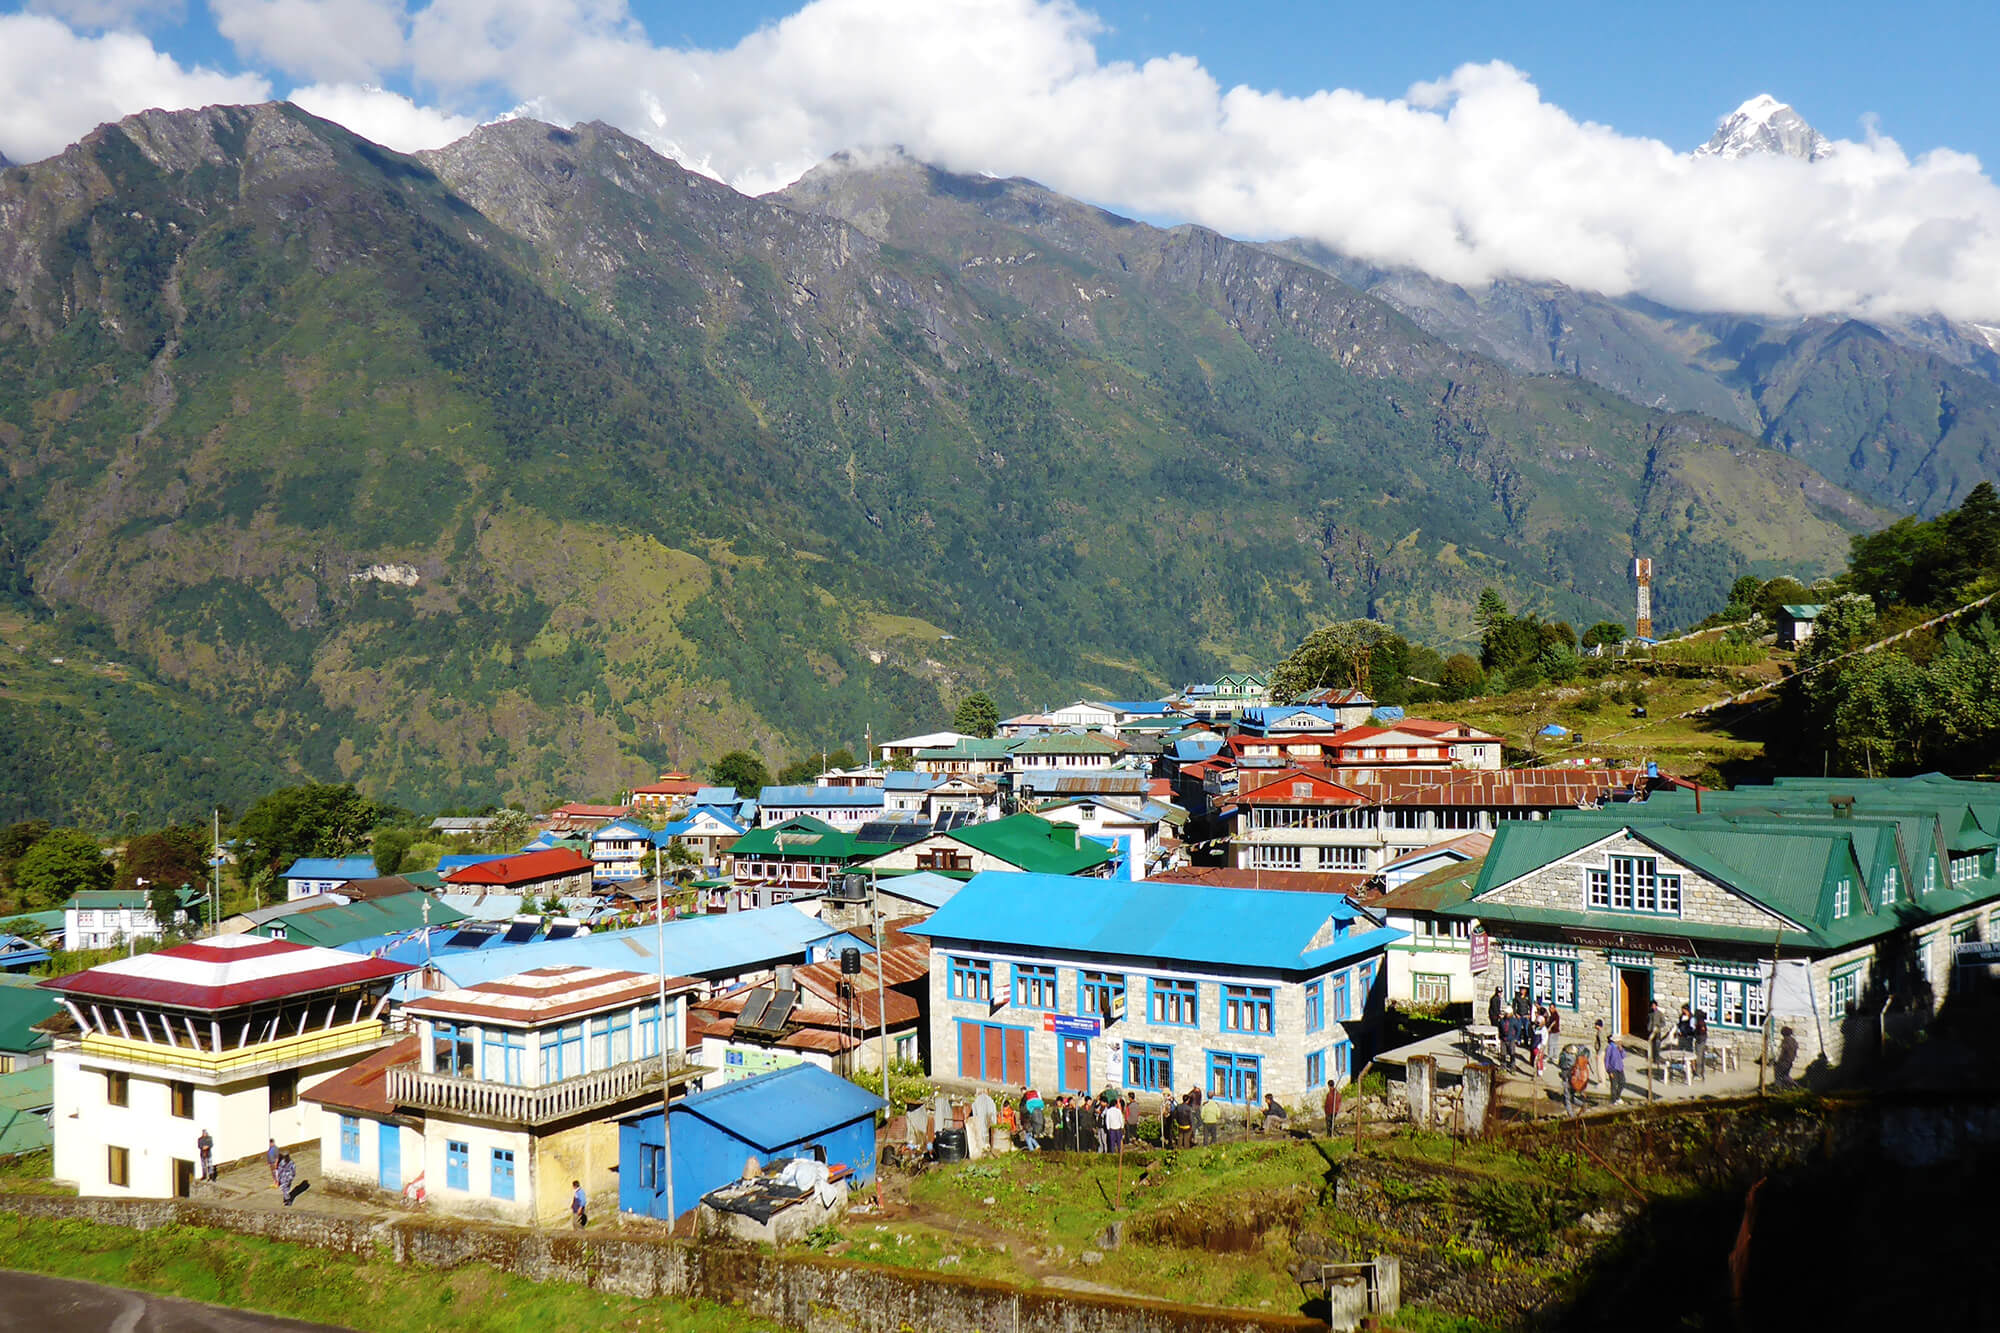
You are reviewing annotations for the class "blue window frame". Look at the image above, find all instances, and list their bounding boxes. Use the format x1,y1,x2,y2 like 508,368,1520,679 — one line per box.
636,1001,663,1058
949,957,993,1002
338,1115,360,1164
491,1148,515,1201
482,1028,525,1085
1332,1040,1352,1083
1079,971,1126,1021
541,1023,585,1083
1304,980,1324,1033
1332,973,1351,1022
1014,963,1058,1010
1305,1050,1325,1088
638,1144,664,1190
1148,977,1199,1027
445,1140,469,1191
591,1009,633,1067
1124,1041,1173,1092
433,1021,472,1076
1359,960,1378,1000
1206,1051,1262,1104
1222,985,1274,1034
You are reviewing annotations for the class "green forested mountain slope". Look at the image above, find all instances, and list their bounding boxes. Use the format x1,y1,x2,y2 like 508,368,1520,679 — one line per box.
0,108,1884,821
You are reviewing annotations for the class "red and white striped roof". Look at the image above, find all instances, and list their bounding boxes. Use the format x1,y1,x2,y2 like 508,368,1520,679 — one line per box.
40,935,413,1012
406,964,699,1026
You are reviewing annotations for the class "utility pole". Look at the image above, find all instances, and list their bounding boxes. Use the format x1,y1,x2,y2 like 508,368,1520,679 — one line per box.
656,857,676,1230
872,866,891,1208
210,808,222,937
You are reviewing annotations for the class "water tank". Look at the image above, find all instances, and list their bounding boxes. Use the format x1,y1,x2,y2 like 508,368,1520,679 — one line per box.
840,947,862,975
933,1127,967,1163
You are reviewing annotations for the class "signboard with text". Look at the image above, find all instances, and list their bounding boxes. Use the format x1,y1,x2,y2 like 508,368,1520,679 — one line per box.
1469,926,1489,974
1043,1014,1103,1038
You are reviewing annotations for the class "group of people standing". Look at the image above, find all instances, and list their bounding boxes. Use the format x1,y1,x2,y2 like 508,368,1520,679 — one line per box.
1487,985,1741,1115
1008,1088,1131,1152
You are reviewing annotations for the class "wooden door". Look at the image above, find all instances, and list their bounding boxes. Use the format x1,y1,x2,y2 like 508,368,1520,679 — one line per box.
173,1158,193,1199
1002,1027,1027,1084
1061,1037,1089,1093
958,1021,980,1079
1620,970,1651,1037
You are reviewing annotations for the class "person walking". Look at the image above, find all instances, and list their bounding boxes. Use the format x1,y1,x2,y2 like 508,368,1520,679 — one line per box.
1648,1001,1669,1067
266,1138,281,1190
1487,987,1504,1029
1693,1008,1710,1081
1676,1004,1695,1052
571,1180,588,1229
1104,1097,1125,1154
1531,1006,1548,1076
1499,1011,1517,1068
1322,1080,1342,1137
276,1153,297,1206
1775,1027,1800,1090
1593,1019,1605,1056
196,1129,214,1184
1091,1097,1108,1153
1564,1047,1592,1118
1605,1037,1627,1104
1200,1094,1222,1145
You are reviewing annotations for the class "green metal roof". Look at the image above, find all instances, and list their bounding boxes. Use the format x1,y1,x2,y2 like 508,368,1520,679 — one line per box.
1780,604,1824,619
0,977,59,1055
253,892,465,949
1008,732,1123,755
914,738,1018,759
725,816,856,862
945,813,1117,875
0,1065,53,1157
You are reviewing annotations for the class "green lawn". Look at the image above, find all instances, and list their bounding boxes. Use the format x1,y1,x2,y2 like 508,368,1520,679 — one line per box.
0,1211,778,1333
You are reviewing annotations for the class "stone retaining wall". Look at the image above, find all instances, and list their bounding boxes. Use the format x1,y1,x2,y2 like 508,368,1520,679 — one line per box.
0,1194,1324,1333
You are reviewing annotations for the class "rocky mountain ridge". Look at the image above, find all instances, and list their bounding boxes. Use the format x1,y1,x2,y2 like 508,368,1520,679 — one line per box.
0,104,1885,821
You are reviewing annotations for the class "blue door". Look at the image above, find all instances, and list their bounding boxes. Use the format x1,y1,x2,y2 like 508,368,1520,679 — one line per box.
378,1122,400,1190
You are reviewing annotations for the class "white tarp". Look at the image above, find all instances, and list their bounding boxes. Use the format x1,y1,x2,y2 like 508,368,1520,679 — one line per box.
1761,959,1814,1014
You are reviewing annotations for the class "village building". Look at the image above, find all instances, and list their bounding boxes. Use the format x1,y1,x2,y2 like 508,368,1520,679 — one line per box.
617,1063,883,1227
883,770,998,820
280,857,379,903
1371,861,1484,1009
1777,604,1823,647
1173,672,1272,722
658,805,746,868
62,889,188,951
690,943,929,1079
252,893,467,951
1438,775,2000,1071
38,936,411,1198
912,737,1018,779
0,975,60,1073
1011,768,1151,807
1007,732,1122,779
629,774,702,814
543,803,634,835
386,965,702,1225
756,785,887,831
588,818,659,886
428,816,498,838
912,871,1402,1106
1227,767,1649,876
855,812,1117,880
875,731,972,763
441,848,596,899
1032,794,1186,880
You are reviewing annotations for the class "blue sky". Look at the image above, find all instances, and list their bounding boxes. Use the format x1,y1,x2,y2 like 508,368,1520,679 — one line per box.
3,0,1997,319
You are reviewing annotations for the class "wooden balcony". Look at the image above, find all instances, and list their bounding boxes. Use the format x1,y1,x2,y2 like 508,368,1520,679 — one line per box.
384,1055,692,1126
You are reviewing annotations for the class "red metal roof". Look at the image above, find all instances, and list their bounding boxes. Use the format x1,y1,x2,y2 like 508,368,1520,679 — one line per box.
551,802,633,818
302,1035,420,1116
1150,866,1375,896
442,847,594,887
40,935,413,1012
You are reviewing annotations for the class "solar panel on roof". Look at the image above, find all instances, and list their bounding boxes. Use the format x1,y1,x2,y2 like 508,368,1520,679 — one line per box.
445,924,501,949
764,987,798,1030
736,988,775,1031
502,918,539,944
544,922,578,941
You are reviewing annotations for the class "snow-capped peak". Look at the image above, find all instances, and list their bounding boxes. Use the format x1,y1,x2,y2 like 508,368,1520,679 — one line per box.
1695,95,1831,162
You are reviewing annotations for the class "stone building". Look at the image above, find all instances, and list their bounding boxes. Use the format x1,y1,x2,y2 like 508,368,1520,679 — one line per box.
1439,776,2000,1072
908,870,1403,1108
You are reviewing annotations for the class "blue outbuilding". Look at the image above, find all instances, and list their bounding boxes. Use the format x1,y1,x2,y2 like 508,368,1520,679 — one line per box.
618,1063,884,1223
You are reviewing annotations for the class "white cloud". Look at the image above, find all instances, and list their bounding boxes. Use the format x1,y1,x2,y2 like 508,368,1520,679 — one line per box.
389,0,2000,321
211,0,408,84
287,81,476,152
7,0,2000,321
0,13,269,163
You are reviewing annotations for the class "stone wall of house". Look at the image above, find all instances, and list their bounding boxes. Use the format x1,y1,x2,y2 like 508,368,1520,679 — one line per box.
0,1193,1324,1333
1483,833,1802,935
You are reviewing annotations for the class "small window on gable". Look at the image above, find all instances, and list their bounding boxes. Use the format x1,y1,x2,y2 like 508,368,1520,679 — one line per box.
1292,782,1313,798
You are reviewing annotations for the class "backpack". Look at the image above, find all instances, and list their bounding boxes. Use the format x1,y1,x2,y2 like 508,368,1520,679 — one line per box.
1569,1055,1590,1092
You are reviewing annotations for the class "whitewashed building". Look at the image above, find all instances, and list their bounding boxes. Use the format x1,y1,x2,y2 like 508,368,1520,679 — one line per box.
386,966,702,1226
39,936,411,1198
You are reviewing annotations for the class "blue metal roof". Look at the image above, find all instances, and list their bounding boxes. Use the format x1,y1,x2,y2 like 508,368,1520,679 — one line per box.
1099,701,1175,714
1170,736,1226,761
758,785,886,808
673,1063,884,1150
400,905,855,996
878,871,962,909
280,857,377,880
693,787,741,806
592,818,656,841
436,853,511,874
908,871,1404,974
883,770,943,792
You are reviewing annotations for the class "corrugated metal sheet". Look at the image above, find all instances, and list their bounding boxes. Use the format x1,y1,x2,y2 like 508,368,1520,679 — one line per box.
674,1063,883,1148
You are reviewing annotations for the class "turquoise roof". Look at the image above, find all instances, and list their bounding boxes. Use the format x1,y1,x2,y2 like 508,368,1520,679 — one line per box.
908,870,1404,975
